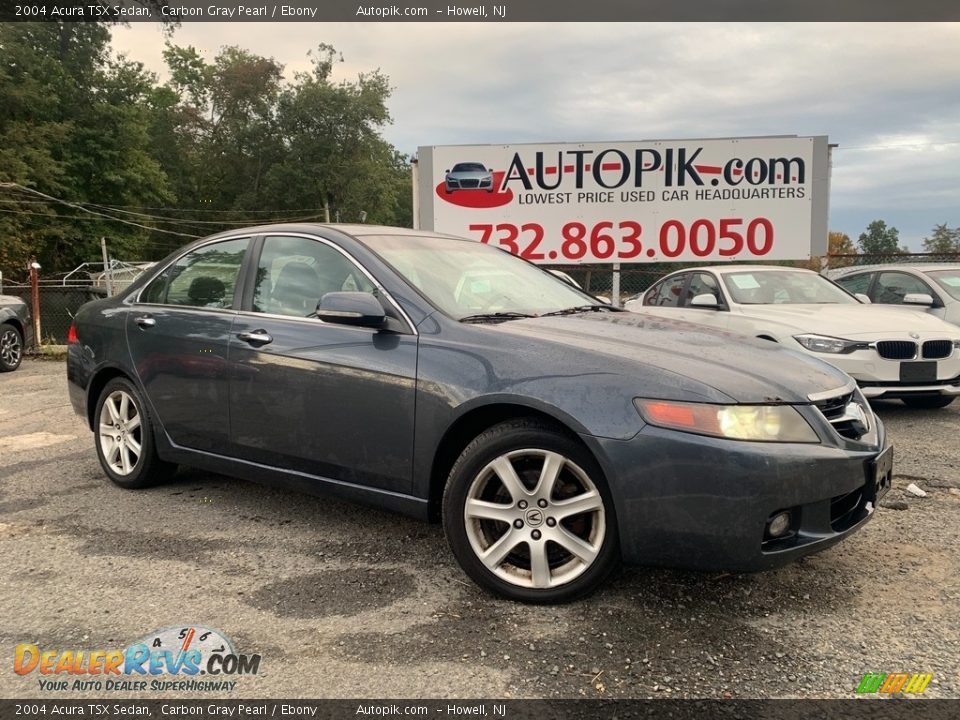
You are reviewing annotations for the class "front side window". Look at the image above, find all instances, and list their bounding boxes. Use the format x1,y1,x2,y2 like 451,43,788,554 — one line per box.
685,273,721,306
141,238,248,309
874,272,932,304
651,275,687,308
252,235,376,317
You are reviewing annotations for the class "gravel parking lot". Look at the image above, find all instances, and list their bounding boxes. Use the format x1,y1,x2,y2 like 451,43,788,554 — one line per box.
2,358,958,699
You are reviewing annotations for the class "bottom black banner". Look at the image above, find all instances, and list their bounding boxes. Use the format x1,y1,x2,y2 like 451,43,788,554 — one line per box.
1,699,958,720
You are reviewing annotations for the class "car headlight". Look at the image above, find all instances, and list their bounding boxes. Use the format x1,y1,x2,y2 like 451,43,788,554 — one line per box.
793,333,867,354
634,399,819,443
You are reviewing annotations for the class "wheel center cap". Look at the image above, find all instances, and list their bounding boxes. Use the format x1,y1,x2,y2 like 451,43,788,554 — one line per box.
524,508,544,527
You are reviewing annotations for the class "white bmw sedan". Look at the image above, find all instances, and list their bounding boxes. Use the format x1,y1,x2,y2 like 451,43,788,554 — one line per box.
625,265,960,409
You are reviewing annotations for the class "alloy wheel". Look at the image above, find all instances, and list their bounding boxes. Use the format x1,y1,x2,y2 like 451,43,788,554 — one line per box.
98,390,143,476
463,449,606,589
0,329,21,366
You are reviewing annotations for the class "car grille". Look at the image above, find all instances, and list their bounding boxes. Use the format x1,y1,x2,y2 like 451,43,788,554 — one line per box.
922,340,953,359
876,341,916,360
460,179,480,188
812,390,869,441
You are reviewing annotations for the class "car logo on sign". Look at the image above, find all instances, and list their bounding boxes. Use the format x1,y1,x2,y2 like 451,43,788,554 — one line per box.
910,332,920,339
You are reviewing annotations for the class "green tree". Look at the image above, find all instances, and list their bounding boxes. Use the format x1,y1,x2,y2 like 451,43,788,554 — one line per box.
921,223,960,253
0,23,173,276
857,220,905,255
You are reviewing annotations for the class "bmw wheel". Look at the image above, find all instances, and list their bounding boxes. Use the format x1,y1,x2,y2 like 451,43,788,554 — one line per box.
443,418,619,603
94,377,175,489
0,322,23,372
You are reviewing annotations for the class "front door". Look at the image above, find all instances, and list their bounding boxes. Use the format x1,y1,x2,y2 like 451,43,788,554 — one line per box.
228,234,418,494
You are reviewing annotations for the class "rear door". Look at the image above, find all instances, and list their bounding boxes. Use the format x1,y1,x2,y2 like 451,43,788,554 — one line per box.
227,233,418,494
127,236,251,453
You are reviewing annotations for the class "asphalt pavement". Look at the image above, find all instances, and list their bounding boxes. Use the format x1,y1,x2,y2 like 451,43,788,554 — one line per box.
1,359,958,699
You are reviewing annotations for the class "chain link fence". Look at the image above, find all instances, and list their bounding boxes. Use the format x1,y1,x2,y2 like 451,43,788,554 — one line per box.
3,284,107,347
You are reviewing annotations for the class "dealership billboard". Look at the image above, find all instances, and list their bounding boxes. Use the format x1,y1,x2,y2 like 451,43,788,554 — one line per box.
414,136,830,264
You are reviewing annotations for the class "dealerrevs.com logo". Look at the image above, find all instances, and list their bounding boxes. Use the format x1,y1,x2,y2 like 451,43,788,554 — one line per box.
855,672,933,695
14,625,261,693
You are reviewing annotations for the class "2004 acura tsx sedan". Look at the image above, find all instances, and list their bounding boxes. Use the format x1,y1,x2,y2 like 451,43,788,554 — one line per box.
67,225,892,603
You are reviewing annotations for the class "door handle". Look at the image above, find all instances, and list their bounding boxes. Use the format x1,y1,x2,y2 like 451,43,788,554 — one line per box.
237,330,273,345
135,316,155,328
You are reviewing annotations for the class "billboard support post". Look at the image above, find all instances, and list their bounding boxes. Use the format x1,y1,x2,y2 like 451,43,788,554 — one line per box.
611,263,621,307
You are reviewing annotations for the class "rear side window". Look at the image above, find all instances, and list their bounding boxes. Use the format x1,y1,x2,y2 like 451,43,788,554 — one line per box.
835,273,873,296
141,238,248,309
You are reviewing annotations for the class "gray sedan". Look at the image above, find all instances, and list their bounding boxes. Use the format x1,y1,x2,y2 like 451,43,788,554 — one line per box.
0,294,31,372
67,225,891,602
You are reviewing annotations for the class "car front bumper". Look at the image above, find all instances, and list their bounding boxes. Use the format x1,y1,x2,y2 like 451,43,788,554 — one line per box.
590,418,888,572
798,348,960,399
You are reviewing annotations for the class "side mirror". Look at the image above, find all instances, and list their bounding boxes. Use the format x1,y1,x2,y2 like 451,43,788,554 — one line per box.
855,293,872,304
689,293,720,308
314,292,386,328
487,168,494,172
903,293,934,306
444,169,450,174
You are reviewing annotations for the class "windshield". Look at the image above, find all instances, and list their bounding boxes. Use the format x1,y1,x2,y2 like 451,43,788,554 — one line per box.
928,270,960,301
451,163,487,172
366,235,598,319
722,270,858,305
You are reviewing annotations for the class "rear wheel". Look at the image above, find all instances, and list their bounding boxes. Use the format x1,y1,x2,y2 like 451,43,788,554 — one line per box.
443,418,619,603
0,322,23,372
901,395,955,409
94,377,175,488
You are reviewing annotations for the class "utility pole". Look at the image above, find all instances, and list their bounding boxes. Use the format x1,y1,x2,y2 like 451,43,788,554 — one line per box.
101,237,113,296
28,258,41,349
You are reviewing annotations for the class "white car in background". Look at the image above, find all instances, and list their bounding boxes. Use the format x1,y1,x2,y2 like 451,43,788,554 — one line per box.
625,265,960,409
827,264,960,327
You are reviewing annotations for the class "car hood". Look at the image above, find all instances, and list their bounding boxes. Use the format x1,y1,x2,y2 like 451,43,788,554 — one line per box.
491,311,851,404
735,304,960,338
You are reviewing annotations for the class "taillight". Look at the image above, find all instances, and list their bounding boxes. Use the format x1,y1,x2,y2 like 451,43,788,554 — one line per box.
67,324,78,344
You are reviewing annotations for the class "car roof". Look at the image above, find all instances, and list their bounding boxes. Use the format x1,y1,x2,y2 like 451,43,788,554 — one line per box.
200,223,470,245
682,265,818,274
830,263,960,276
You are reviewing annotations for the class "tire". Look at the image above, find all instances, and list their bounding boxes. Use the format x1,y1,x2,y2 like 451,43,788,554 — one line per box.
901,395,955,409
0,322,23,372
442,418,619,603
93,377,175,489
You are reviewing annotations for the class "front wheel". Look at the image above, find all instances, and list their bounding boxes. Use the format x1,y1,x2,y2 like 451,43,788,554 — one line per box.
94,377,175,488
901,395,955,409
0,322,23,372
442,418,619,603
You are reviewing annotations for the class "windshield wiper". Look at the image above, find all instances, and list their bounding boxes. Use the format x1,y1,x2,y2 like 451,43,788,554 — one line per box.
540,304,618,317
459,312,537,323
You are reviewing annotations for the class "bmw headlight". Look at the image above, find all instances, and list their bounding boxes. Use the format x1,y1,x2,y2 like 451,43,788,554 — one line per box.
634,399,819,443
793,334,866,354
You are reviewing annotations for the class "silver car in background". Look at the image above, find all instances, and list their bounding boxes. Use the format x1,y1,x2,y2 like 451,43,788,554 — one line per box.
828,264,960,326
444,162,495,193
0,294,31,372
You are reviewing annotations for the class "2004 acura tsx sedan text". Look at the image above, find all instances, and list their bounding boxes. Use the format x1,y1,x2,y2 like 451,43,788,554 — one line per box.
67,225,893,603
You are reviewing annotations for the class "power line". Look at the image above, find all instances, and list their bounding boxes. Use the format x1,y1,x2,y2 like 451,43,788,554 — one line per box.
0,184,202,238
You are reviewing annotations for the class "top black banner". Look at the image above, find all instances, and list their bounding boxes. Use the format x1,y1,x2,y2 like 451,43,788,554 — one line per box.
0,0,958,22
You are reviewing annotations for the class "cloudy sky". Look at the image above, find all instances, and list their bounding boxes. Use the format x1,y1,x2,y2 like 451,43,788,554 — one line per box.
111,22,960,251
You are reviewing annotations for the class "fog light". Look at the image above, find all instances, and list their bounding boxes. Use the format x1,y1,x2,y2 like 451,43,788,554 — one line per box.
767,511,792,538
